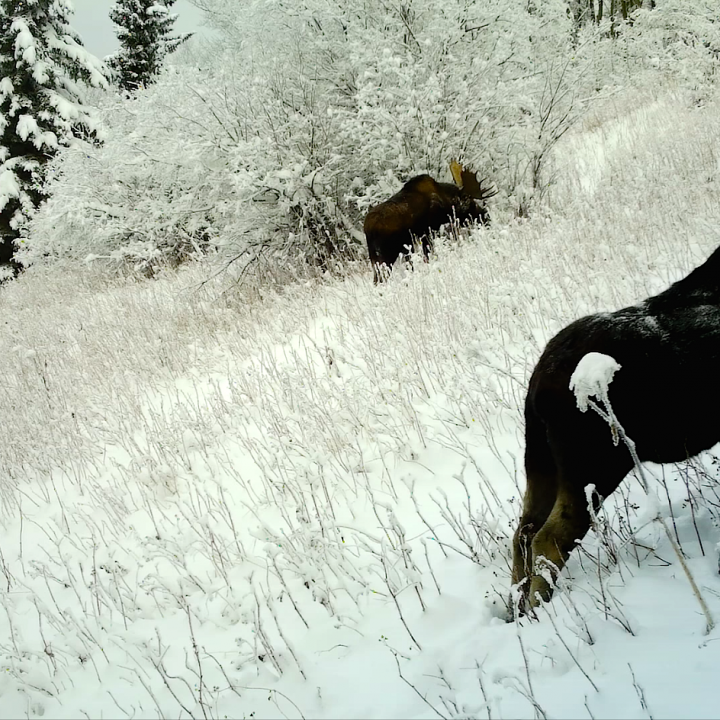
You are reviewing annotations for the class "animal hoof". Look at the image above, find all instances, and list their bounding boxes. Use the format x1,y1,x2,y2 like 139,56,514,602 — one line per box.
527,576,554,608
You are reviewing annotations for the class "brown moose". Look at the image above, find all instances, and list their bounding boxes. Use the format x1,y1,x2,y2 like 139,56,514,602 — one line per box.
363,161,495,283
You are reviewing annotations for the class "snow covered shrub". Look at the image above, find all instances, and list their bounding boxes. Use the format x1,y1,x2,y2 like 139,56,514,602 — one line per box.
23,66,237,272
25,0,718,277
569,0,720,101
624,0,720,92
23,0,588,273
205,0,581,221
24,56,371,275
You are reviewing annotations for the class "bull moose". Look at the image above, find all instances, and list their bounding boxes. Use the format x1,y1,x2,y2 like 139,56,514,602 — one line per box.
512,244,720,613
364,161,495,283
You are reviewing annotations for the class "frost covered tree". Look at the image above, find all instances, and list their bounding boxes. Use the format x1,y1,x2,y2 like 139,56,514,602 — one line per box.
569,0,655,29
24,0,719,279
0,0,108,274
108,0,192,93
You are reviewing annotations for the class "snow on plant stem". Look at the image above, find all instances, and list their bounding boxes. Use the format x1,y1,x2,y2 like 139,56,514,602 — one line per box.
570,351,621,413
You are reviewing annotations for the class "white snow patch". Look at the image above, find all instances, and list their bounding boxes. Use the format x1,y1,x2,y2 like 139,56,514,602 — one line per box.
570,351,622,411
16,114,39,141
0,77,13,96
0,168,21,209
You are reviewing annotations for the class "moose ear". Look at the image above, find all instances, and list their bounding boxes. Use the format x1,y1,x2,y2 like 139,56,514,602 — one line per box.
449,159,464,188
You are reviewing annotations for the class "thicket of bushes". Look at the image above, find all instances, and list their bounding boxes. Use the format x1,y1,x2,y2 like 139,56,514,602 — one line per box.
20,0,720,277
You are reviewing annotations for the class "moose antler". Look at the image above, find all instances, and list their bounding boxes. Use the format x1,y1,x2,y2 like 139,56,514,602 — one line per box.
450,159,464,188
464,171,498,202
450,160,498,201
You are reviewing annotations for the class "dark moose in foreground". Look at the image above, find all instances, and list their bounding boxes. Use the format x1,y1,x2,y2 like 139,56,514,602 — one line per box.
364,160,495,284
513,244,720,612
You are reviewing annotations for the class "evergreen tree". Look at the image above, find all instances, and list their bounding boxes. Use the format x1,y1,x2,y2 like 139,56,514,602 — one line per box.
0,0,108,275
108,0,192,93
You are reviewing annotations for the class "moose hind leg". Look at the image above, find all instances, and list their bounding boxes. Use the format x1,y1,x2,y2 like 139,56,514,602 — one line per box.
526,483,595,607
512,472,557,588
512,409,558,594
421,235,433,262
526,427,634,608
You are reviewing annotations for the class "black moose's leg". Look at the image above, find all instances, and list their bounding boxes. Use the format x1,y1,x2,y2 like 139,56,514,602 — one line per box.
421,235,432,262
367,241,389,284
372,261,384,285
525,430,633,609
512,404,558,608
526,483,593,607
512,475,558,589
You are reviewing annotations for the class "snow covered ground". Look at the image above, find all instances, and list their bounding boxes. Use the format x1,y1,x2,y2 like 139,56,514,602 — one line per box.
1,89,720,719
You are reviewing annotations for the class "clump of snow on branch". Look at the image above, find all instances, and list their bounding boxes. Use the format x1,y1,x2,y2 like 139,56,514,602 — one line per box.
570,352,622,412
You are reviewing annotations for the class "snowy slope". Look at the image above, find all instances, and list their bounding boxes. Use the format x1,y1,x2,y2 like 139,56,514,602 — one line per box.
1,89,720,719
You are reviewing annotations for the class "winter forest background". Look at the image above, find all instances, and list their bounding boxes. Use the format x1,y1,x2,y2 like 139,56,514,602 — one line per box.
1,0,717,279
1,0,720,718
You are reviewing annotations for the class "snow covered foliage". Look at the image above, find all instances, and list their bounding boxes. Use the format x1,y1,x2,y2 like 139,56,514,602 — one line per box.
23,0,583,274
625,0,720,90
568,0,649,29
0,0,108,274
20,0,720,277
108,0,192,93
22,66,235,272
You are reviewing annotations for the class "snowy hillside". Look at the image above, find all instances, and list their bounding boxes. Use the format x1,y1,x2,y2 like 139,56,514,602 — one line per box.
1,89,720,719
